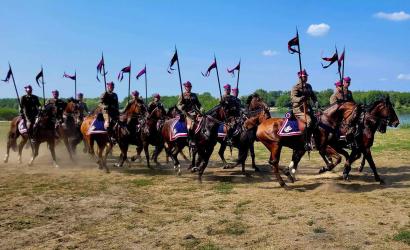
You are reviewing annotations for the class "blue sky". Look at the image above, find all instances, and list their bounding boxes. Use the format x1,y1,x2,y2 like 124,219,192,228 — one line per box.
1,0,409,99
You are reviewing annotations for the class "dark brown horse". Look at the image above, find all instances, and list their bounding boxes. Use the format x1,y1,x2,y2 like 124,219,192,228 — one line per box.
326,97,399,183
256,101,360,188
57,99,81,161
27,104,60,167
80,107,113,172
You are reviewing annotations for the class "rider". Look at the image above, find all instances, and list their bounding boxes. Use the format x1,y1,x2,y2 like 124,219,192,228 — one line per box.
221,84,241,119
329,81,344,105
100,82,119,133
124,90,147,114
177,81,202,147
290,69,318,150
76,92,89,122
232,87,244,113
342,76,354,102
46,90,67,138
20,85,41,134
148,93,166,115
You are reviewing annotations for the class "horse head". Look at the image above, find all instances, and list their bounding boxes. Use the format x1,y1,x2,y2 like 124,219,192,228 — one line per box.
166,105,181,119
369,96,400,132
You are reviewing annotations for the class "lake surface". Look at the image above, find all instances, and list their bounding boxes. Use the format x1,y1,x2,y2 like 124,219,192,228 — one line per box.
270,111,410,126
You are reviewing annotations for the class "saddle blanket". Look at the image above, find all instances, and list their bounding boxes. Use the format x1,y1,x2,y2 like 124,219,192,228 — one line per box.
18,119,27,134
170,118,188,141
218,123,226,138
277,112,302,136
87,119,107,135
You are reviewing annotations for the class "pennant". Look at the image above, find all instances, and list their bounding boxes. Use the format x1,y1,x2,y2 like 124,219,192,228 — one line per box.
167,50,178,74
96,56,105,82
227,61,240,77
2,66,12,82
202,60,217,77
288,33,300,54
338,49,345,69
35,69,43,87
118,65,131,81
63,72,76,80
136,66,146,80
321,51,338,69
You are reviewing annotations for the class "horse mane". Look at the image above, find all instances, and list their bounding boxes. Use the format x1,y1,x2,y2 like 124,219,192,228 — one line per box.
246,93,260,105
366,99,384,112
205,104,222,115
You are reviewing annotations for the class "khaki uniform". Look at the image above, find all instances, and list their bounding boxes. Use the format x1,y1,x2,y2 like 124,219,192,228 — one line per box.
124,97,147,115
77,101,89,121
177,92,201,114
148,100,166,115
330,89,344,105
291,79,317,126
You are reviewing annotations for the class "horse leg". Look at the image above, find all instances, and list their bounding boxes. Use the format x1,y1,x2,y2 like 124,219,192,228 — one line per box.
144,143,151,169
115,143,128,168
4,132,16,163
28,142,39,166
130,146,143,162
218,142,229,168
250,142,258,171
49,140,59,168
17,136,29,164
197,151,211,182
269,144,286,188
103,143,112,173
359,154,366,172
362,149,382,184
180,150,189,161
283,149,305,182
152,144,164,165
63,135,74,162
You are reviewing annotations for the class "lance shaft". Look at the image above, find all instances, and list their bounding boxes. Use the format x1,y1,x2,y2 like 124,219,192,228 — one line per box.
127,61,131,104
214,55,222,100
176,49,184,97
74,70,77,98
41,67,45,106
144,64,147,104
296,30,308,130
236,60,241,90
335,47,344,100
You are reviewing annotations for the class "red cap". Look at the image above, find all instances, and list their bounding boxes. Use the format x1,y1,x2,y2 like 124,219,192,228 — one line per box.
106,82,115,87
343,76,351,83
131,90,139,96
153,93,160,99
52,90,59,94
335,81,342,87
24,85,32,90
298,69,309,77
223,84,231,90
183,81,192,87
232,88,238,92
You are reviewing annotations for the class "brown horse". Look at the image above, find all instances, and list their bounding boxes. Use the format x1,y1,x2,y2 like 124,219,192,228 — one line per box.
328,97,400,183
56,99,81,161
4,115,31,164
27,104,60,167
80,107,113,172
256,101,360,188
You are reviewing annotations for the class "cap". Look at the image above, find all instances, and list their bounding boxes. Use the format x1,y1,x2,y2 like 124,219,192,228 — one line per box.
131,90,139,96
52,90,59,94
153,93,160,99
298,69,309,77
223,84,231,90
335,81,342,87
183,81,192,87
77,92,83,97
343,76,351,83
24,85,32,90
106,82,115,87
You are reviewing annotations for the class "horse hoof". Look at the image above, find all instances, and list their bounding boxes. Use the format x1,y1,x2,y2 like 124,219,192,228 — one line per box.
343,174,349,181
54,164,60,168
379,179,385,185
318,167,327,174
114,163,121,168
3,155,9,163
254,166,260,172
191,167,199,173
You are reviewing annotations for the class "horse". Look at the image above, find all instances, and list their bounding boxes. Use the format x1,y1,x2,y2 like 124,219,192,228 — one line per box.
114,101,150,168
80,107,113,172
256,101,360,188
57,98,82,161
27,104,60,167
4,115,31,164
326,97,400,183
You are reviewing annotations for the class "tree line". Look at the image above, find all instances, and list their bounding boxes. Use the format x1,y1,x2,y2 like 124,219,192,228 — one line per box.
0,89,409,120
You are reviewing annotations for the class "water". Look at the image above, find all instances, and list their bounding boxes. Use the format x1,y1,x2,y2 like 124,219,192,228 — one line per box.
270,111,410,127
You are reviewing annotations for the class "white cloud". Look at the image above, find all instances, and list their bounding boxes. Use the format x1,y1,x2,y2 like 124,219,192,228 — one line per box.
397,74,410,80
306,23,330,37
262,49,278,57
374,11,410,21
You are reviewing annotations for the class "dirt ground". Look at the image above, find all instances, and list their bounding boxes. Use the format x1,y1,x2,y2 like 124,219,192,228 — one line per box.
0,126,409,249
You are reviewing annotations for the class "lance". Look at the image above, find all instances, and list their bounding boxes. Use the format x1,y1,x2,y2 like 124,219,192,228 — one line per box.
295,28,308,133
9,63,34,153
175,47,184,98
127,61,131,104
102,52,107,93
341,47,345,79
214,54,222,100
74,70,77,98
144,64,148,104
41,66,45,106
335,46,344,100
236,59,241,90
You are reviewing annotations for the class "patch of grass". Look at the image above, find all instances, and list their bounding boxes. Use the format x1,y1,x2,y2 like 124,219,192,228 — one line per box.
307,219,315,226
234,200,252,215
313,226,326,234
393,230,410,245
129,178,154,187
213,182,233,194
225,221,247,235
198,242,222,250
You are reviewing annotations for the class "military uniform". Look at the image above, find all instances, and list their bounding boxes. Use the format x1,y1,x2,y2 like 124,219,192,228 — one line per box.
343,89,354,102
290,79,318,126
329,90,344,105
77,101,89,121
46,98,67,123
100,91,120,121
148,100,166,115
177,92,201,115
221,94,241,118
20,94,41,133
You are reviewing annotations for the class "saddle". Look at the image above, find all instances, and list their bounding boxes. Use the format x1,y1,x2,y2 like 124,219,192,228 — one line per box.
277,111,305,137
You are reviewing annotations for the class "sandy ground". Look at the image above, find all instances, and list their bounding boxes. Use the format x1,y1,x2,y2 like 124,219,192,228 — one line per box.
0,127,409,249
